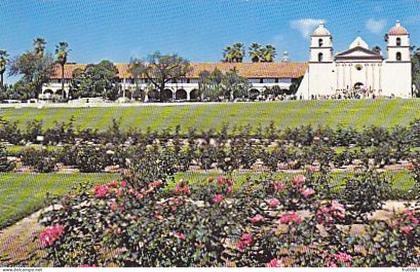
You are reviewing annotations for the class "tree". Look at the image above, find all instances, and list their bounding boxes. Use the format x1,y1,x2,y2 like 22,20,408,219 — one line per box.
144,51,191,101
249,43,262,63
221,69,250,100
372,45,382,55
411,46,420,97
8,38,54,98
69,61,120,100
260,45,276,62
0,50,9,89
223,43,245,63
55,42,70,99
199,68,224,101
33,37,47,57
128,58,146,101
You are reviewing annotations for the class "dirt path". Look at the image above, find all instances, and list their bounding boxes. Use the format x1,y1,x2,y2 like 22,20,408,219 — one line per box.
0,209,45,266
0,201,414,266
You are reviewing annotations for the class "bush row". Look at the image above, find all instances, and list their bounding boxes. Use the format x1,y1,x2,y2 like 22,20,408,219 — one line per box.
1,117,419,148
12,139,419,173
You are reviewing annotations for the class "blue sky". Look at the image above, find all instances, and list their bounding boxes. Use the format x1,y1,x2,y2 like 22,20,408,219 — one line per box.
0,0,419,83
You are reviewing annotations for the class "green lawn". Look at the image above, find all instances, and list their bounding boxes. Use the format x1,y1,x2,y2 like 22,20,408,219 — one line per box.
1,99,419,133
0,173,119,229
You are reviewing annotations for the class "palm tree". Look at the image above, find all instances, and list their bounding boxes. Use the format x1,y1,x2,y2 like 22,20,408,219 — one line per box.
55,42,70,99
0,50,8,89
223,43,245,63
249,43,262,63
232,43,245,63
261,45,277,62
128,58,146,100
33,37,47,57
223,46,234,63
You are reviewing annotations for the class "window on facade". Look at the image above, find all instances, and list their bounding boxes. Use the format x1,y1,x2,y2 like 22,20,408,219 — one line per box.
356,64,362,71
275,78,279,83
318,39,323,47
396,37,401,46
259,78,264,83
396,52,402,61
318,53,323,62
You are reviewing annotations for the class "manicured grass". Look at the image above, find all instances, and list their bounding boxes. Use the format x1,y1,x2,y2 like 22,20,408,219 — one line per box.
1,99,419,133
0,173,119,229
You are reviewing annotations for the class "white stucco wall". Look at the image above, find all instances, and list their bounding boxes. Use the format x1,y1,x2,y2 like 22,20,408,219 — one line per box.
381,62,412,97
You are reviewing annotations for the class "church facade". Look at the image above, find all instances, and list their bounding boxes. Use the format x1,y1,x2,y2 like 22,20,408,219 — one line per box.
297,21,412,99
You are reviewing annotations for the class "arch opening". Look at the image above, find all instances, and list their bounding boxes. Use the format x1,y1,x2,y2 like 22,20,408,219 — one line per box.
175,89,187,100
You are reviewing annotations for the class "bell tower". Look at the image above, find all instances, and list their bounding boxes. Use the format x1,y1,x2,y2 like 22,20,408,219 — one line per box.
309,22,333,63
385,20,410,62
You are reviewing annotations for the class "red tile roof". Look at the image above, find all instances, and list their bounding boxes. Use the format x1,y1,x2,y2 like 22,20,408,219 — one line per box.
52,62,308,80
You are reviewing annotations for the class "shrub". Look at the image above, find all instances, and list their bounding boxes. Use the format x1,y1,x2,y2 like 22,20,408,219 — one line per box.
20,148,57,173
0,144,15,172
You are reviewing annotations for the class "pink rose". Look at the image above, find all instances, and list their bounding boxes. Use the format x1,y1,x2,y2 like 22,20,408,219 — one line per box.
292,175,306,187
266,258,281,267
249,214,264,224
237,233,253,251
150,180,163,189
213,194,225,203
94,185,109,198
279,212,302,225
401,225,413,235
39,224,65,247
267,198,280,208
273,182,287,192
301,188,315,198
174,181,191,195
174,231,186,240
121,180,127,187
334,252,352,264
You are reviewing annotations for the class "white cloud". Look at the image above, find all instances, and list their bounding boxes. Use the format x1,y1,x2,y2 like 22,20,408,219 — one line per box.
290,18,325,39
365,19,387,34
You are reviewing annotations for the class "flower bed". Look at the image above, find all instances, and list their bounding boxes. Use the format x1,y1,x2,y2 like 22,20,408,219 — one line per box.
38,165,419,267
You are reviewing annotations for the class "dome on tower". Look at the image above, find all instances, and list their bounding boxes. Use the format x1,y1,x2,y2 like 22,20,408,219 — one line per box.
349,36,369,49
311,22,331,36
388,20,408,35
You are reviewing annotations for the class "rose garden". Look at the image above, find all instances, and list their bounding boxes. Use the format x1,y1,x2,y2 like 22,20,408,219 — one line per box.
0,113,419,267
